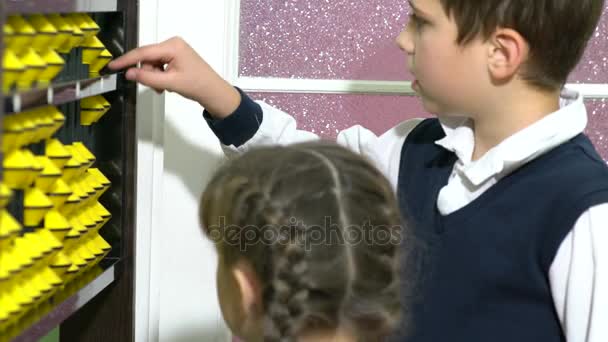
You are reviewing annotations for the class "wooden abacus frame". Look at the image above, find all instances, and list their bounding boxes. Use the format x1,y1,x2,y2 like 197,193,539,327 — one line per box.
0,1,138,341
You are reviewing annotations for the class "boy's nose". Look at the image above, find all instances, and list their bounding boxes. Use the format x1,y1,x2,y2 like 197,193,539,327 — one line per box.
395,28,414,55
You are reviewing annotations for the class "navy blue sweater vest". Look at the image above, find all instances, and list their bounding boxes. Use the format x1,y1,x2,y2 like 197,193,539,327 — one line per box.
391,119,608,342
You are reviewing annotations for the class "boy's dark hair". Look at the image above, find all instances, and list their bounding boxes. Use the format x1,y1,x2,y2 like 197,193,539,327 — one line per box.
440,0,605,91
200,142,408,341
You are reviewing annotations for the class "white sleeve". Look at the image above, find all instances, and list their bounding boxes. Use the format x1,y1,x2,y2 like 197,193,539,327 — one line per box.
336,119,423,189
219,101,320,158
222,101,423,187
549,203,608,342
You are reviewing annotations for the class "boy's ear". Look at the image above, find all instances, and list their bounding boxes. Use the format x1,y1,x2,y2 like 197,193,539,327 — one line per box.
487,27,529,83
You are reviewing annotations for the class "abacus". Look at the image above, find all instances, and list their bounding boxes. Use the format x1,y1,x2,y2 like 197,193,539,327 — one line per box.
1,1,137,341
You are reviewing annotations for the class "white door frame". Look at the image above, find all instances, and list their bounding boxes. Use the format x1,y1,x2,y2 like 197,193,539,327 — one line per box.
135,0,164,341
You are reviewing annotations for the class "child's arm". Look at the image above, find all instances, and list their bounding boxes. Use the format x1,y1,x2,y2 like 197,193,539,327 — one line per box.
549,204,608,342
110,37,423,185
109,37,241,119
205,94,422,188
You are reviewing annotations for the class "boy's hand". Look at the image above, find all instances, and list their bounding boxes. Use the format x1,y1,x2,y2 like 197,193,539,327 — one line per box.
108,37,240,119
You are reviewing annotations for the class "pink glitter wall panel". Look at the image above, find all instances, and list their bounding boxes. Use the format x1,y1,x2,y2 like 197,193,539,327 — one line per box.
249,93,430,138
240,1,607,83
569,3,608,83
250,95,608,162
585,99,608,161
239,1,411,81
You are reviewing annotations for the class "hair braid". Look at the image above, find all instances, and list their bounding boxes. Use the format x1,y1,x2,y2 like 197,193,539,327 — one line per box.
261,202,310,342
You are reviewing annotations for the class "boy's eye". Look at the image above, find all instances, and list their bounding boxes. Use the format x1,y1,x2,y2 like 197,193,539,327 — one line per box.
408,13,426,29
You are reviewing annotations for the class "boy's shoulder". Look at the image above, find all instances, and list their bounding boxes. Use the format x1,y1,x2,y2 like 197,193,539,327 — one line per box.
519,134,608,208
558,133,608,169
404,118,443,144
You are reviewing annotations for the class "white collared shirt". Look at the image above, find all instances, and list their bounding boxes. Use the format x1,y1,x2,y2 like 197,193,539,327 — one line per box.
223,88,607,342
434,88,588,215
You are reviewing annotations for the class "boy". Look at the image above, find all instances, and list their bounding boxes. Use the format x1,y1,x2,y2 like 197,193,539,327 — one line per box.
109,0,607,341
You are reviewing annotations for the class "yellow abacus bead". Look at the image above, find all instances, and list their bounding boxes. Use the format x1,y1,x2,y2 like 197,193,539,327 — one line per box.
46,138,72,170
24,188,54,227
80,36,105,65
46,106,66,138
61,15,85,51
66,13,99,40
2,49,25,93
0,185,14,210
7,16,35,55
35,156,62,192
26,15,57,53
46,179,73,210
3,150,33,189
0,210,21,241
37,49,65,86
89,49,113,77
47,14,73,53
44,209,72,242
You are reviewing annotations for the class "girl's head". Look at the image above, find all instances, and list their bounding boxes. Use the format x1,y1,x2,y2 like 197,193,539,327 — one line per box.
200,142,404,342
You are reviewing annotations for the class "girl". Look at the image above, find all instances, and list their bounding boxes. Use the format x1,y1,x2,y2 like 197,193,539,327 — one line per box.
200,142,406,342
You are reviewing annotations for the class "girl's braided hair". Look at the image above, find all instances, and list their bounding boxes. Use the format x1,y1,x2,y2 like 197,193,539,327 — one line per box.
200,142,407,341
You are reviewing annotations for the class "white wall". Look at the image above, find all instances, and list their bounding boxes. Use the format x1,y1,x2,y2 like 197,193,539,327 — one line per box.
136,1,232,341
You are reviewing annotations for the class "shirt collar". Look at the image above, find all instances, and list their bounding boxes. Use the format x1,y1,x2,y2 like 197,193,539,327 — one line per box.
435,88,587,186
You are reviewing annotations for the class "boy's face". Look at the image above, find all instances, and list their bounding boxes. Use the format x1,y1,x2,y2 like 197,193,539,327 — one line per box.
396,0,489,117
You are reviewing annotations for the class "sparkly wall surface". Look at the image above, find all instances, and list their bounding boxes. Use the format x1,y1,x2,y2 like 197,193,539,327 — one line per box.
249,93,429,138
570,4,608,83
586,99,608,161
250,94,608,161
240,1,607,83
239,0,411,80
